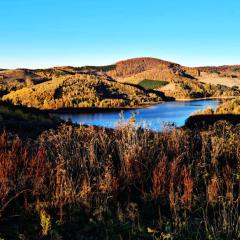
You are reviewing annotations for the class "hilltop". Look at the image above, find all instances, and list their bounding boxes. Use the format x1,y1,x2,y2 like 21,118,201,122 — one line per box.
106,57,240,99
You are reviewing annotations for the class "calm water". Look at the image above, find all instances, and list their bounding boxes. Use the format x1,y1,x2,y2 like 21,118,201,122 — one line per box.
57,99,220,131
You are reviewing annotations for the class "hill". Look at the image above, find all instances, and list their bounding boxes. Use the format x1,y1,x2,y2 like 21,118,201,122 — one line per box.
0,69,50,95
107,57,240,85
2,73,164,109
106,57,240,99
195,65,240,88
0,65,116,94
1,57,240,104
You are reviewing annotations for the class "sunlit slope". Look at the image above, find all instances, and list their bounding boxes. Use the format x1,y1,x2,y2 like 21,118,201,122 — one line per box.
1,57,240,100
106,58,240,99
3,73,163,109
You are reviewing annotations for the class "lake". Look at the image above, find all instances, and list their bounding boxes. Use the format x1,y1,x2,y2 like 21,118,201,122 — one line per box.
57,99,220,131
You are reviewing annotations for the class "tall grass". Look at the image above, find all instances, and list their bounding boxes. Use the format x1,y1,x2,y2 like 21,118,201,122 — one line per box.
0,120,240,239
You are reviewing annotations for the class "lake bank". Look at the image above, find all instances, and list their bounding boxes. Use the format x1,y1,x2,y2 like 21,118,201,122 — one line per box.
48,96,236,114
54,99,221,131
175,96,236,102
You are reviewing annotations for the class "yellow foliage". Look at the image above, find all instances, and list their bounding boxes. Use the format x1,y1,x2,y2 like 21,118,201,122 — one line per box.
3,74,162,109
147,227,158,233
40,209,51,236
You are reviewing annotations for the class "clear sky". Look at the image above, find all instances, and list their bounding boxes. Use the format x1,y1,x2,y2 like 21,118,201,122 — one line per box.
1,0,240,68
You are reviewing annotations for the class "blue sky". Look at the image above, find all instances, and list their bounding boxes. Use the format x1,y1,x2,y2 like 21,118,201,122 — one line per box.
1,0,240,68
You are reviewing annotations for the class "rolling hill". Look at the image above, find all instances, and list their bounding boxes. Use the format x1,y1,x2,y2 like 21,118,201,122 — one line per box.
2,73,164,110
106,57,240,99
0,57,240,109
106,57,240,85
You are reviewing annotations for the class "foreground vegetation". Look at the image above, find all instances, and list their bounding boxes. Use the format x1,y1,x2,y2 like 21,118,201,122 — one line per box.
0,111,240,239
0,101,61,138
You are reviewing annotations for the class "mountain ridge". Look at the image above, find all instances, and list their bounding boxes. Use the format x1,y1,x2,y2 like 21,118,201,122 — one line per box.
1,57,240,107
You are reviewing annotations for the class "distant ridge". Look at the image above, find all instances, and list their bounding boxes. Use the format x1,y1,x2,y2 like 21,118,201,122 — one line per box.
115,57,177,67
0,57,239,102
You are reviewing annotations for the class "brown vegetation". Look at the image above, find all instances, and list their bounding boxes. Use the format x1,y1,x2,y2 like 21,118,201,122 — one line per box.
215,98,240,114
0,101,61,138
0,119,240,239
0,69,50,94
108,57,176,78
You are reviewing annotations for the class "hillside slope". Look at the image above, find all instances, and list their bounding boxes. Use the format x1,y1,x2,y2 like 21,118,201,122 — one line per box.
0,69,49,95
3,73,163,109
106,58,240,99
1,57,240,102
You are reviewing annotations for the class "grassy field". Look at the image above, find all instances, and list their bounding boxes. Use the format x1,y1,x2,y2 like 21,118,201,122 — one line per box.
138,79,169,90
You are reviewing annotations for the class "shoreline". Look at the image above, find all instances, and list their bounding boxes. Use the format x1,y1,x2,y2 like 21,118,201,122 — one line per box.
1,96,236,116
47,101,164,114
175,96,236,102
51,96,236,115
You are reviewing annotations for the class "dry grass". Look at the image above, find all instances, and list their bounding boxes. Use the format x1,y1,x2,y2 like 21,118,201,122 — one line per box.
0,120,240,239
0,132,48,218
